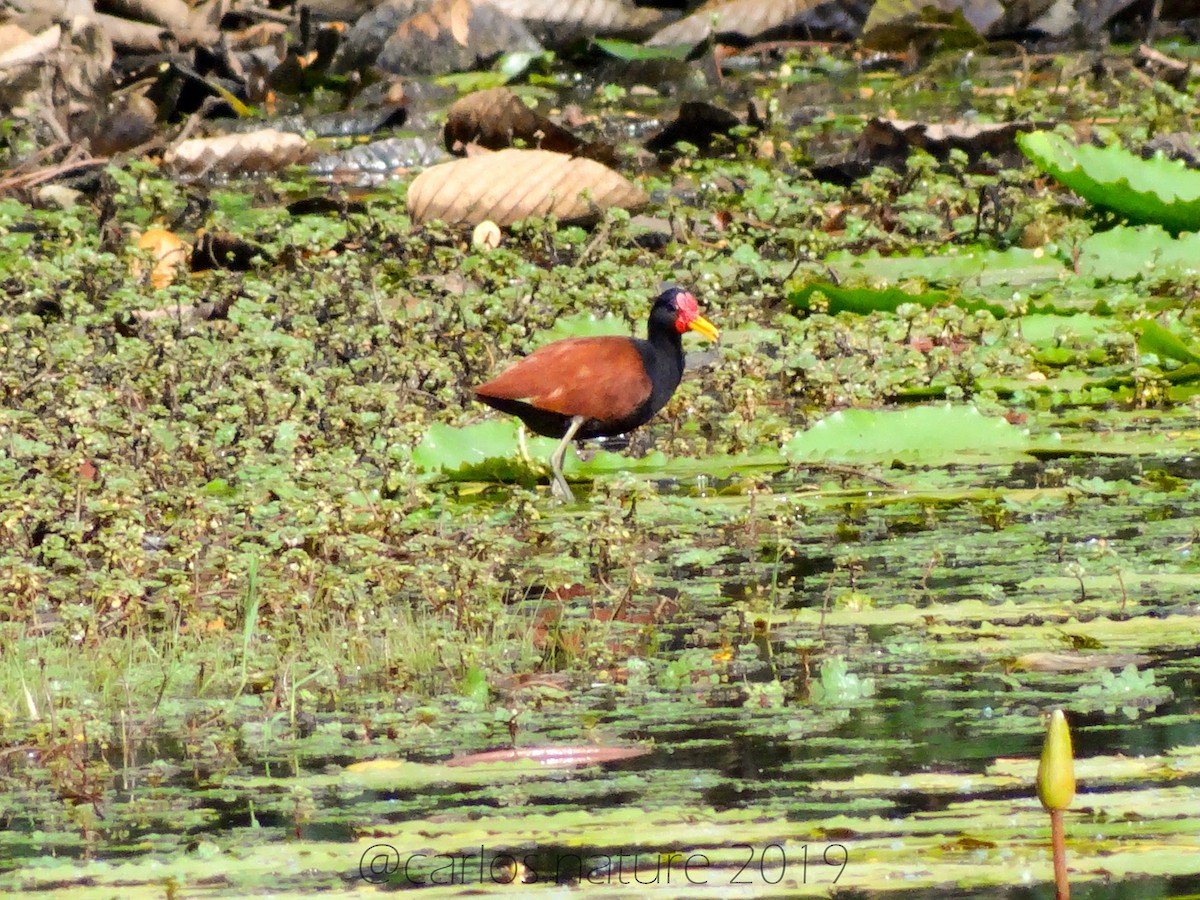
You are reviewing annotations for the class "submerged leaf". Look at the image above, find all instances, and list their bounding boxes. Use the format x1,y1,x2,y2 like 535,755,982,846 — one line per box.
131,227,189,289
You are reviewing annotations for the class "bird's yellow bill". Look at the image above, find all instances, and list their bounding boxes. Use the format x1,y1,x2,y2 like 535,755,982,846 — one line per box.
688,315,720,342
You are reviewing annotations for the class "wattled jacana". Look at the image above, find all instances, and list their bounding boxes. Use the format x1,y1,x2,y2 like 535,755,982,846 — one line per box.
474,287,719,501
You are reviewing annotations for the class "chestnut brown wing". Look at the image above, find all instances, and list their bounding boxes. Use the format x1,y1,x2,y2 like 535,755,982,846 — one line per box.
475,337,651,422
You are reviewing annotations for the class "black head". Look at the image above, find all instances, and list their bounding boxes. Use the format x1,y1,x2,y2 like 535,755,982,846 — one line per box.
646,287,719,342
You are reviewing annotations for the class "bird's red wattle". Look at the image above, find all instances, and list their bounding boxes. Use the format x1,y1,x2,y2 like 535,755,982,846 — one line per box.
673,291,699,334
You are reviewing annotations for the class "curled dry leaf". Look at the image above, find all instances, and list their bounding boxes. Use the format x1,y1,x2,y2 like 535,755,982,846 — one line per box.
444,87,580,155
164,128,314,178
132,227,189,288
406,148,647,226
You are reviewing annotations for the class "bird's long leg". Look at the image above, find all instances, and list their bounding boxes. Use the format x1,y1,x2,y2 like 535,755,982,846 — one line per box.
549,416,585,502
516,424,531,464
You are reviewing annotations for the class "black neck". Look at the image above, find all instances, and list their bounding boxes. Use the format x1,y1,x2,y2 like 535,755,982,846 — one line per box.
635,322,685,420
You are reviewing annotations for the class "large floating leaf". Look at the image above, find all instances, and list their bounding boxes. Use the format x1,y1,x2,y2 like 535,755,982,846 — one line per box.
406,148,647,226
821,246,1066,293
1018,131,1200,233
1015,313,1114,348
784,405,1035,466
414,420,784,486
412,420,551,483
1078,225,1200,281
788,281,1005,317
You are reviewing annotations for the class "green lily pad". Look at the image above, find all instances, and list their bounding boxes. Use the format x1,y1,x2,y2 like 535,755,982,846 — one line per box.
1014,313,1115,347
820,245,1065,293
412,420,548,484
783,405,1035,466
414,419,785,486
1018,131,1200,233
1078,225,1200,281
788,281,1004,317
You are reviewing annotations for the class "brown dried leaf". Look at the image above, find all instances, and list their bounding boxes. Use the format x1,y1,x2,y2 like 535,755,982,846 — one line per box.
444,87,581,155
487,0,667,38
406,147,647,226
859,117,1037,162
164,128,313,178
647,0,826,47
